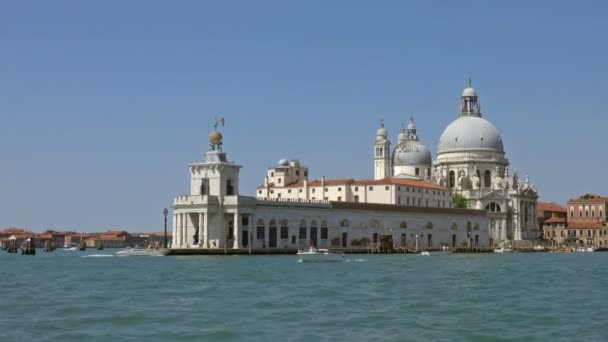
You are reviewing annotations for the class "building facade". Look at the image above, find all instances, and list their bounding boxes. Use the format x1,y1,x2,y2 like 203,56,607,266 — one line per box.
566,194,608,247
537,202,567,245
171,126,488,250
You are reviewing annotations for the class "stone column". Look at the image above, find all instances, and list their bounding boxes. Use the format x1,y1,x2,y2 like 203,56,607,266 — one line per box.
198,212,204,248
203,212,209,248
233,212,241,249
172,213,177,248
178,213,184,247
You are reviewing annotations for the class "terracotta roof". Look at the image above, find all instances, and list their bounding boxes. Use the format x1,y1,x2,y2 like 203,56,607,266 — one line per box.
567,221,605,229
258,178,447,191
537,202,567,213
568,194,608,204
352,178,448,191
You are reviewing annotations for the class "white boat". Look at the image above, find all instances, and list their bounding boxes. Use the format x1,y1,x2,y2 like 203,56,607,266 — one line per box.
574,247,594,253
115,248,167,257
61,247,78,251
494,247,514,253
420,251,430,256
297,247,344,262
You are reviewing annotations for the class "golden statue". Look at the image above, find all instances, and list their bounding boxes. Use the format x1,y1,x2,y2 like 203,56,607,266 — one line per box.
209,117,225,151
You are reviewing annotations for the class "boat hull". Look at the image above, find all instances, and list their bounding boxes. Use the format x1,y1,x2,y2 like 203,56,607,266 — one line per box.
297,251,344,262
115,248,168,257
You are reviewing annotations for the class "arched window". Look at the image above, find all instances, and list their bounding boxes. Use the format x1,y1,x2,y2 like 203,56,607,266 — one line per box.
485,202,502,213
354,195,360,203
279,219,289,240
340,219,350,227
426,222,433,230
449,171,455,188
484,170,491,188
299,220,307,240
400,221,408,229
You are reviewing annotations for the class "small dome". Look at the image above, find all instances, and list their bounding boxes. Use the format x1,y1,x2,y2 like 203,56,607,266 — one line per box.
462,86,477,97
438,116,504,154
278,159,289,166
392,141,432,166
376,127,388,140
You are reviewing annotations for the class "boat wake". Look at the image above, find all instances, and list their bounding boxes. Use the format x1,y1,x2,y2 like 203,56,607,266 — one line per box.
82,254,114,258
345,258,365,262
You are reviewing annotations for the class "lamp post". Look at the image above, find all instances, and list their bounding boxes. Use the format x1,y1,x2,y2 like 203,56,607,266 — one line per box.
163,208,169,248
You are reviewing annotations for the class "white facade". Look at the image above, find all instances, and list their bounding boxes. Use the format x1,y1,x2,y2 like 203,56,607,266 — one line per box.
432,80,539,244
172,133,487,250
171,79,537,250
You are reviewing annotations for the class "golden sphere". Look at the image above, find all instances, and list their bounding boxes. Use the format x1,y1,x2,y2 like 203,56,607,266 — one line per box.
209,130,223,145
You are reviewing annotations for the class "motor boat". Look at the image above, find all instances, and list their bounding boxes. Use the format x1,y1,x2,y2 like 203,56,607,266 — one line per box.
419,251,430,256
297,246,344,262
115,247,168,257
494,247,514,253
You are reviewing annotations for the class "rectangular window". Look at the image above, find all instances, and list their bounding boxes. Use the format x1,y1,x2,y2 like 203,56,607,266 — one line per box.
299,189,302,193
415,168,420,176
291,235,296,244
337,196,342,202
312,188,316,193
385,186,389,190
354,187,359,192
256,226,265,239
299,227,307,239
321,227,328,239
288,189,291,193
280,226,289,239
373,233,378,243
338,187,342,191
296,170,300,176
369,187,373,191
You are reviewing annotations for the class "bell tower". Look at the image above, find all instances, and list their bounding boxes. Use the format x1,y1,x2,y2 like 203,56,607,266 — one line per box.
374,119,391,180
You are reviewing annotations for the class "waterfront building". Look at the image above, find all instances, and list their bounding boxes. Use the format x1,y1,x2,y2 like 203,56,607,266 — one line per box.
537,202,567,245
566,194,608,247
171,116,489,250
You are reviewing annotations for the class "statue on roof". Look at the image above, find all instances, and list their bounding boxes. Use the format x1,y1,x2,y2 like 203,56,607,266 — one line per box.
209,117,225,151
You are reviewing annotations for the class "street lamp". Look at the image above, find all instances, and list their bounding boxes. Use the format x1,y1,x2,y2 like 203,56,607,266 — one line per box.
163,208,169,248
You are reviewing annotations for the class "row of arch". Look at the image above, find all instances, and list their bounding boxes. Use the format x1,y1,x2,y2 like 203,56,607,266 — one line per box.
448,169,493,188
256,219,328,228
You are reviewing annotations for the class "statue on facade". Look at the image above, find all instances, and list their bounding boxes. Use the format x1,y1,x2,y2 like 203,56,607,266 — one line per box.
492,165,504,190
435,168,446,187
471,166,481,190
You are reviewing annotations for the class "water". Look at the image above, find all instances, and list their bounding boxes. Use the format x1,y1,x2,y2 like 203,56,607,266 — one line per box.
1,250,607,341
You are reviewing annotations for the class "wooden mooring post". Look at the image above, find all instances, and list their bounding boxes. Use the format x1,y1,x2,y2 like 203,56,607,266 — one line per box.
21,237,36,255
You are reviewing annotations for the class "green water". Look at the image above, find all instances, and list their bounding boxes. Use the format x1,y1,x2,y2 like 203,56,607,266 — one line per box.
1,250,607,341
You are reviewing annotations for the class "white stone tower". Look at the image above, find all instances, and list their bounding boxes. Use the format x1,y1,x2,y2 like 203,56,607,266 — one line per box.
374,119,391,180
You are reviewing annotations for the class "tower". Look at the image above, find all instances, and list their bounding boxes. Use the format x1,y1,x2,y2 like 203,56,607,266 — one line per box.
374,119,391,180
189,119,241,198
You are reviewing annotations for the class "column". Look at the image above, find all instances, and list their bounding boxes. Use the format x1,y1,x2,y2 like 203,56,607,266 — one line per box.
184,213,190,247
203,212,209,248
178,213,183,247
172,213,177,248
198,212,204,248
233,212,241,249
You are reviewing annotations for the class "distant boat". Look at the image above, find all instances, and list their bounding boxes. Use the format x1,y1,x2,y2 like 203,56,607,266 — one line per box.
62,247,78,251
494,247,514,253
115,248,167,257
419,251,430,256
297,246,344,262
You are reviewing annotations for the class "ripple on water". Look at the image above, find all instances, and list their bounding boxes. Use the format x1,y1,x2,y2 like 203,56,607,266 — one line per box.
2,252,608,341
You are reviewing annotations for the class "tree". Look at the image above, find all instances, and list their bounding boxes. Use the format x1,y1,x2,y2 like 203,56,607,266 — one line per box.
453,194,468,209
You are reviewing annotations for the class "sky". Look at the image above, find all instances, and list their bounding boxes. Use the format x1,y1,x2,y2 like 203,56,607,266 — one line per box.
1,0,607,232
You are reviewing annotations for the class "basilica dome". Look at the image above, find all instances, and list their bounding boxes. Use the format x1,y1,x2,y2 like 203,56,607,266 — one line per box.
393,141,432,166
437,116,504,154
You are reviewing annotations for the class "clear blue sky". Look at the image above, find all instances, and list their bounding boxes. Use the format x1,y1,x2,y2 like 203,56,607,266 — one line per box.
1,0,607,232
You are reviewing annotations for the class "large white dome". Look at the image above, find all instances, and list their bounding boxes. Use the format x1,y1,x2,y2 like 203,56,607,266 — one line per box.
393,141,432,166
437,116,504,154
